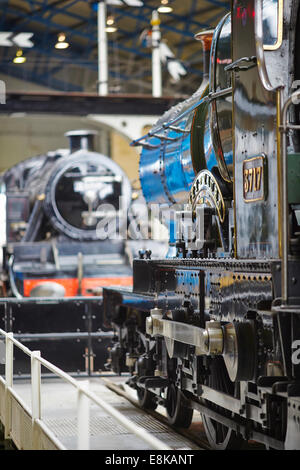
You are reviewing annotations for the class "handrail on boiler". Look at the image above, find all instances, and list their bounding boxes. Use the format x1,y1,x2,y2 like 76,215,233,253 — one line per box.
131,87,232,148
0,328,171,451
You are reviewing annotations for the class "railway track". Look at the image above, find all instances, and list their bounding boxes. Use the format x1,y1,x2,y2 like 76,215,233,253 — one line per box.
103,378,266,451
104,377,211,450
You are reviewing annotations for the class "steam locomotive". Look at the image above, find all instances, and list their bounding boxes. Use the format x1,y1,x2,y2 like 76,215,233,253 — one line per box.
103,0,300,450
2,129,133,298
0,130,133,374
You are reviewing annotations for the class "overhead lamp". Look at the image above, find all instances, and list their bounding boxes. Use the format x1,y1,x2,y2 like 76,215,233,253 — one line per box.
55,33,69,49
106,16,115,26
105,15,118,32
13,49,26,64
158,0,173,13
105,25,118,33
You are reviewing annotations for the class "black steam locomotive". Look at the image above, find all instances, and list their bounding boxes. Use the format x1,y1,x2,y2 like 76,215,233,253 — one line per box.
103,0,300,450
2,130,133,298
0,130,133,375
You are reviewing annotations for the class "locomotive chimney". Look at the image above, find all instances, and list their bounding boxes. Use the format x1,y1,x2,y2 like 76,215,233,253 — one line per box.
64,130,98,153
194,30,214,80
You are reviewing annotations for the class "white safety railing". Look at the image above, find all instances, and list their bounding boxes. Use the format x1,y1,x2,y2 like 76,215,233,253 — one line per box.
0,328,172,451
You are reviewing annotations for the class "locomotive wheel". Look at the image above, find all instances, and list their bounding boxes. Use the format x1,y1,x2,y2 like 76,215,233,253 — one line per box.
166,384,193,428
202,357,244,450
136,387,157,411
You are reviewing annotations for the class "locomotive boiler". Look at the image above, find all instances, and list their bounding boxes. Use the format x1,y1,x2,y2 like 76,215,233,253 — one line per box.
103,0,300,450
0,129,133,375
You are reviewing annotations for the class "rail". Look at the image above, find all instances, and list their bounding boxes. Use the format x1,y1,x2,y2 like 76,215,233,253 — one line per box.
0,328,172,451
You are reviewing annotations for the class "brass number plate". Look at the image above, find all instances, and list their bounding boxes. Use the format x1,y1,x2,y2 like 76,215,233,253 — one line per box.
243,155,264,202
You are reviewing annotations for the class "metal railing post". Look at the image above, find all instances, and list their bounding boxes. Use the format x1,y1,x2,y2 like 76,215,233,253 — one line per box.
4,332,13,439
77,381,90,450
31,350,41,449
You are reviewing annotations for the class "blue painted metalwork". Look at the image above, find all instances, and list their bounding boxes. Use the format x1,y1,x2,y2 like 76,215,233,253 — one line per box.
137,88,209,206
137,11,234,210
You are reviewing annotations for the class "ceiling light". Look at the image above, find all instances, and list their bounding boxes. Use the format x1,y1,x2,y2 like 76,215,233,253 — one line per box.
55,41,69,49
158,0,173,13
105,26,118,33
157,6,172,12
107,16,115,25
55,33,69,49
13,49,26,64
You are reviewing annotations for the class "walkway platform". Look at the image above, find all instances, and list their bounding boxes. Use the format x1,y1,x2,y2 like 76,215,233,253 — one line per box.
1,374,204,450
